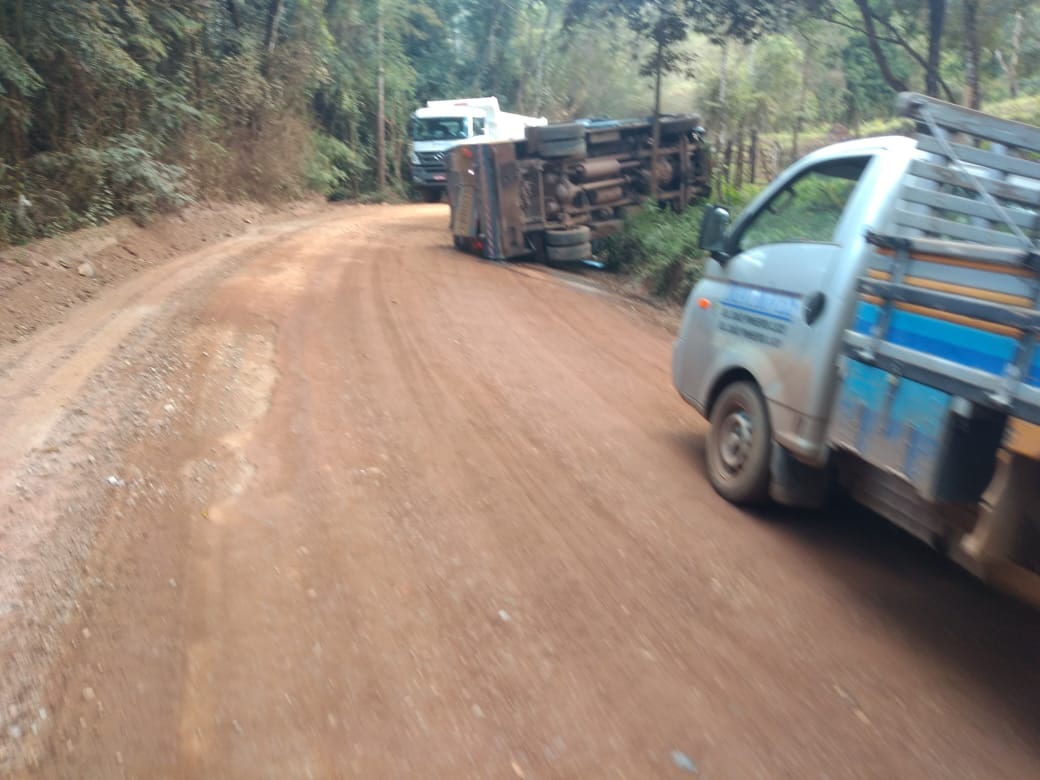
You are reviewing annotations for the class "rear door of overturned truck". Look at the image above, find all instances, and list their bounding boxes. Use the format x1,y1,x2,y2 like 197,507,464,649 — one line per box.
446,116,712,263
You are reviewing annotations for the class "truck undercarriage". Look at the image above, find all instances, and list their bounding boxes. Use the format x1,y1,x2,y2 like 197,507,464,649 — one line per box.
447,116,712,263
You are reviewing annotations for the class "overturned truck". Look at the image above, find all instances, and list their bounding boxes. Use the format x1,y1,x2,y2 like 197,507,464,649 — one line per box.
446,116,712,263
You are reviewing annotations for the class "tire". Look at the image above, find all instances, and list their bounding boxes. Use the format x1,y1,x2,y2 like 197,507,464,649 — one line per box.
539,137,587,159
659,116,701,136
453,235,467,251
421,188,442,203
546,242,592,262
535,123,585,143
544,226,591,247
706,381,772,505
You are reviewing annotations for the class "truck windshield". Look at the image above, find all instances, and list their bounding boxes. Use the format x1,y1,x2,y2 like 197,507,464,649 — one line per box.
410,117,469,141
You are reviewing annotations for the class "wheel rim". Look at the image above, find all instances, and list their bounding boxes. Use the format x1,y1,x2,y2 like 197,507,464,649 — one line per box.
717,408,754,477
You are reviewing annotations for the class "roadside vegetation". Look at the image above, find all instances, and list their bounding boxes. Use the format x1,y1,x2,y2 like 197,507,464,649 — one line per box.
602,183,763,301
606,87,1040,301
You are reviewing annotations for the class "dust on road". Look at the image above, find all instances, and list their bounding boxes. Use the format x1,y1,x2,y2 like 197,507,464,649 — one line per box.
1,204,1038,777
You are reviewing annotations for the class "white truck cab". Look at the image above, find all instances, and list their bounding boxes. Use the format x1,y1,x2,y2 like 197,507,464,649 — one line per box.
409,97,546,202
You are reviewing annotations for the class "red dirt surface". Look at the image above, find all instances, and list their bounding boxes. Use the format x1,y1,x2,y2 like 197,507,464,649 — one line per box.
1,204,1038,778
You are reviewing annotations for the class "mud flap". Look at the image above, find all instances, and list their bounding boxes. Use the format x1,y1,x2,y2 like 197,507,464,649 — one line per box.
956,452,1040,607
769,443,828,509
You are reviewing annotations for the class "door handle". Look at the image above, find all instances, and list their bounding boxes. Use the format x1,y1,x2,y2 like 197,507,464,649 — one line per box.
802,291,826,326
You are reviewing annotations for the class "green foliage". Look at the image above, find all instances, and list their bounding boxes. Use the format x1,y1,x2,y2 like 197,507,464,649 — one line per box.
1,0,1039,250
0,133,188,242
306,131,367,200
0,37,43,98
602,204,709,299
601,182,765,299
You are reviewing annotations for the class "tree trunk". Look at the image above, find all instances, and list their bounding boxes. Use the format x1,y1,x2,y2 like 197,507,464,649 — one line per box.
650,36,663,201
963,0,980,108
226,0,241,28
14,0,26,53
531,4,556,116
791,34,810,163
265,0,285,54
852,0,908,93
996,10,1023,99
749,129,758,185
717,40,728,149
475,1,506,94
925,0,946,98
734,129,745,189
376,0,386,193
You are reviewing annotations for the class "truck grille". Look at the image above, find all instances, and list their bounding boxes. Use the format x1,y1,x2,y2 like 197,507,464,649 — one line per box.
417,151,447,170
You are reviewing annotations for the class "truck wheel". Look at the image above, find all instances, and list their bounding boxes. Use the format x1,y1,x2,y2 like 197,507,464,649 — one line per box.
421,188,442,203
659,116,701,136
546,242,592,262
707,381,771,505
539,137,587,159
535,123,585,143
544,226,591,247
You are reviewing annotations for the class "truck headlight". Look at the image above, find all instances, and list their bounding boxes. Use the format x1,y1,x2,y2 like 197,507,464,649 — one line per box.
410,151,420,165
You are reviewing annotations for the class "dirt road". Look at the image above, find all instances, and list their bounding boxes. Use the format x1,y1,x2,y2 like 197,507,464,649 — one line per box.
1,204,1038,778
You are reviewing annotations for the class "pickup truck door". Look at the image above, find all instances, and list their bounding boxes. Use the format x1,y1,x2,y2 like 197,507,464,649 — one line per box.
708,156,873,458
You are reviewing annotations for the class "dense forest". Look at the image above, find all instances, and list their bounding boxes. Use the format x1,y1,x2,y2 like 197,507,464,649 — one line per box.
1,0,1039,245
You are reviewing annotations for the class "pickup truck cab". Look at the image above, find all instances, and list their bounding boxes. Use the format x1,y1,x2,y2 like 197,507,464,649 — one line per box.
673,93,1040,600
674,136,918,500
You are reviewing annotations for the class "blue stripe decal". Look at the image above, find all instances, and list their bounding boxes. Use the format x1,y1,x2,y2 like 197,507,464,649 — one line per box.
853,301,1040,386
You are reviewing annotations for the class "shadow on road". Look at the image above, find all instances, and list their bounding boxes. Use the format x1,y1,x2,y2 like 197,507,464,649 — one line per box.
672,430,1040,746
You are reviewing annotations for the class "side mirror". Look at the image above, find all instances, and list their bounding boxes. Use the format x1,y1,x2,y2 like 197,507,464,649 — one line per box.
699,205,731,261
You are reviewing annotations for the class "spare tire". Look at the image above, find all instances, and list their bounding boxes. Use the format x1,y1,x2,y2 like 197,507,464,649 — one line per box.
546,242,593,262
535,122,586,143
545,226,591,247
539,137,587,159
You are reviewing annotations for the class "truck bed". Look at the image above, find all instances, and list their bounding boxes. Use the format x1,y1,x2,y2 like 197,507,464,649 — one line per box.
832,93,1040,504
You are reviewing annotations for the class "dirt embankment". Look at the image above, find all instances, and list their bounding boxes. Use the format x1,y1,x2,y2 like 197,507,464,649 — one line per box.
0,200,325,345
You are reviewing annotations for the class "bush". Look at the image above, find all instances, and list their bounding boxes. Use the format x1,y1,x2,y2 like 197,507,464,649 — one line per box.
602,183,764,300
602,204,707,299
0,134,190,244
305,132,367,201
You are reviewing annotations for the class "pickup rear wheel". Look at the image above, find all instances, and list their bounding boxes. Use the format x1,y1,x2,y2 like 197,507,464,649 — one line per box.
707,381,771,505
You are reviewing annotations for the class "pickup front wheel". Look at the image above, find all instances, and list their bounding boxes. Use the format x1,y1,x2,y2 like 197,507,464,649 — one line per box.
707,381,771,505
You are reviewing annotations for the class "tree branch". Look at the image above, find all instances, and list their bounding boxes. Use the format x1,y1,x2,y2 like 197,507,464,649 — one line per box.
869,8,954,101
851,0,908,93
828,14,903,46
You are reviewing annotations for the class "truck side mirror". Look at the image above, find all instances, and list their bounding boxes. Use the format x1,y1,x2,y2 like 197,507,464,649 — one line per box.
699,205,731,261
